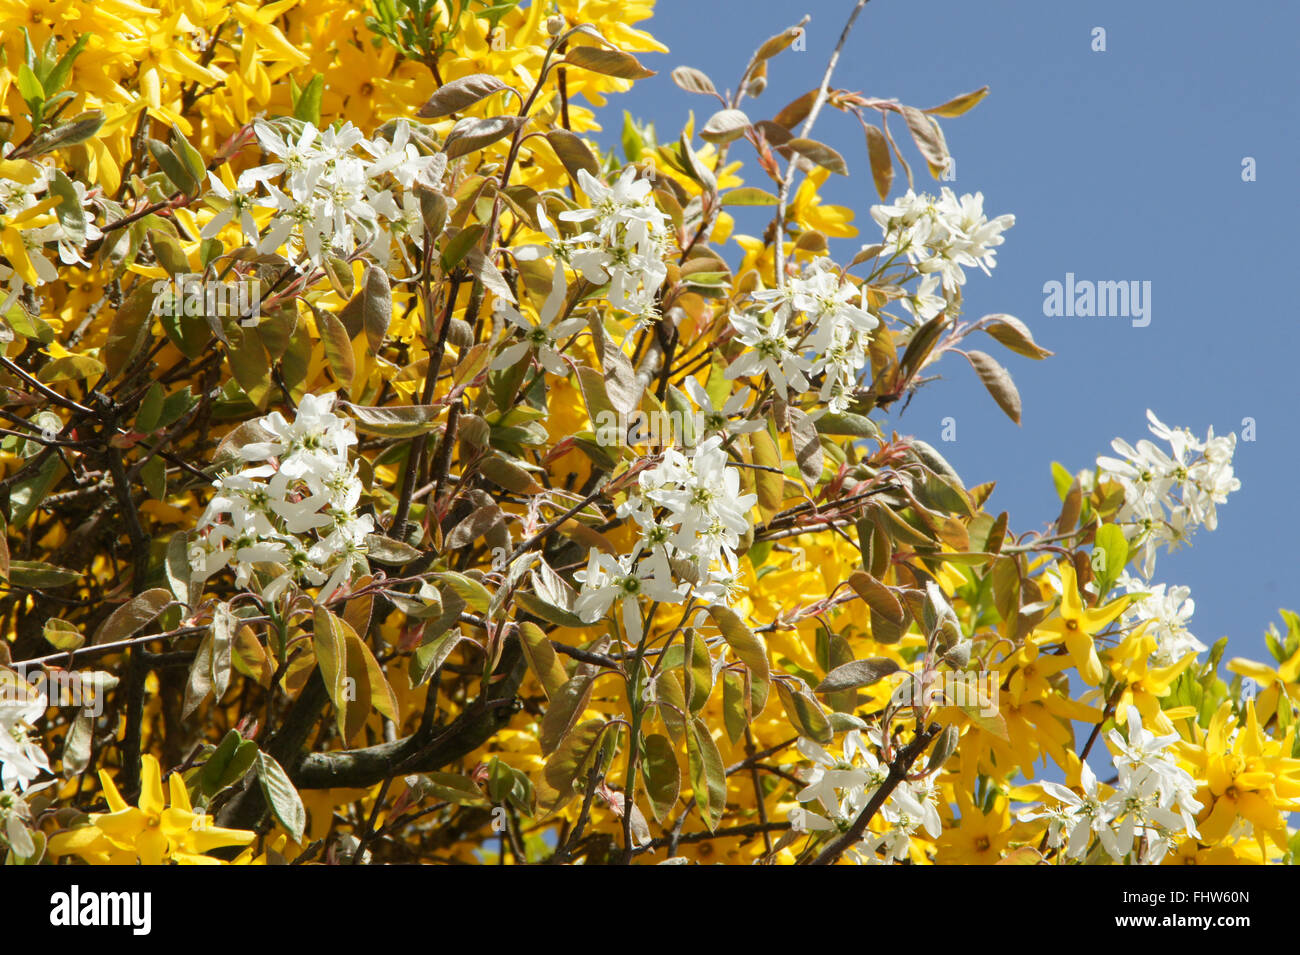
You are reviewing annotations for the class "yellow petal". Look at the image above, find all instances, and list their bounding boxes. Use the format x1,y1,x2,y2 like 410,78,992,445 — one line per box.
139,754,166,816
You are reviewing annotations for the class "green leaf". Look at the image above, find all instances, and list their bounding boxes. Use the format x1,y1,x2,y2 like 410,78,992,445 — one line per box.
363,533,421,564
200,730,259,797
440,223,485,271
293,74,325,125
24,110,104,154
41,35,88,96
685,716,726,831
16,64,44,110
62,709,93,778
312,606,351,730
255,751,306,841
42,618,83,651
1091,523,1129,594
640,733,680,823
147,139,198,195
8,559,78,589
48,170,87,244
435,571,492,614
707,605,770,716
775,677,832,743
815,657,900,693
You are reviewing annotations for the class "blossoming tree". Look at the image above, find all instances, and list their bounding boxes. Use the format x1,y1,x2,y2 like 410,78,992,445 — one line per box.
0,0,1294,866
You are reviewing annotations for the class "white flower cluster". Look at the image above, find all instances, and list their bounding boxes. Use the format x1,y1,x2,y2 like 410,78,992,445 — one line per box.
1024,707,1202,864
190,393,372,601
1115,572,1204,666
0,671,48,862
0,154,101,312
521,167,671,322
1095,410,1240,578
869,187,1014,297
574,435,757,637
789,730,942,865
725,257,879,413
202,118,452,272
0,678,50,794
490,267,585,376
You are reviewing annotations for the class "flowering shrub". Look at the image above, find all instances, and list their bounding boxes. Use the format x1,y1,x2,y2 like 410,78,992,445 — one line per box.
0,0,1294,867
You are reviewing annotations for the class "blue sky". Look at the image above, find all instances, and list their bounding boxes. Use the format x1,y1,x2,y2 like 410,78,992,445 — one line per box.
587,0,1299,669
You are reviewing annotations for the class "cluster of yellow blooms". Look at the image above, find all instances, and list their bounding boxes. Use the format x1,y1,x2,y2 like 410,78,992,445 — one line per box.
0,0,1295,867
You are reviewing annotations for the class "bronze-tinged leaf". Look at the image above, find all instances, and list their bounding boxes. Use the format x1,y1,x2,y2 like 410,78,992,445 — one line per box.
351,631,400,726
700,108,751,144
539,674,594,755
991,554,1021,624
980,313,1053,359
315,306,355,393
771,89,818,131
91,588,172,645
563,45,656,80
546,129,600,183
864,123,893,200
442,115,527,159
924,86,990,118
847,571,904,624
784,137,848,175
754,22,807,62
1057,477,1082,535
518,622,567,701
899,105,951,175
600,336,642,417
670,66,717,96
480,454,543,494
102,281,157,381
748,427,784,512
339,264,392,354
340,630,373,743
311,606,351,724
898,312,949,382
788,407,823,488
543,719,609,800
418,74,511,118
815,657,900,694
226,325,273,409
343,402,442,437
964,349,1022,425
